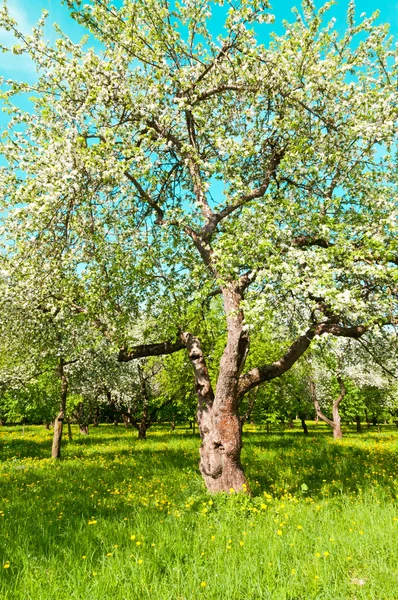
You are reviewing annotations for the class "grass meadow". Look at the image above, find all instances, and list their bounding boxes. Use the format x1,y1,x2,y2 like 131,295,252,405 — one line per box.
0,422,397,599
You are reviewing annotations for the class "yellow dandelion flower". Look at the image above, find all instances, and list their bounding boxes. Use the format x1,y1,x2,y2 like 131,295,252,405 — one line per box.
277,530,282,536
323,551,330,557
200,582,207,587
297,525,303,530
137,559,143,565
3,562,10,569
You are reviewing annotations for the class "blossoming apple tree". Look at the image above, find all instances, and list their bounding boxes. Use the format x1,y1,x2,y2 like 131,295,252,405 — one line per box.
0,0,397,492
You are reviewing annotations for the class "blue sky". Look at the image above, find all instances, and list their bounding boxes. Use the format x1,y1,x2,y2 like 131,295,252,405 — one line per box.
1,0,397,77
0,0,397,128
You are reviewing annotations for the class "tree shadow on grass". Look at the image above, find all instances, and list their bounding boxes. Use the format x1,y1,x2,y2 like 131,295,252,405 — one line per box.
243,429,398,500
2,425,398,506
1,425,398,572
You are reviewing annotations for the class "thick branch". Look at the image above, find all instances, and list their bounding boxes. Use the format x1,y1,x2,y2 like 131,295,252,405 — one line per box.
292,235,332,249
238,322,366,397
334,375,346,408
181,331,214,410
310,379,335,428
118,339,185,362
238,326,318,397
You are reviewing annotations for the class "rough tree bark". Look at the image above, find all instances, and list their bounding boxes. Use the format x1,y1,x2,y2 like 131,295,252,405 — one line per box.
182,283,251,493
51,357,68,459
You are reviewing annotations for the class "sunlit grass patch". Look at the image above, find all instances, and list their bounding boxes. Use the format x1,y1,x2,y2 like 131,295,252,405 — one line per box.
0,424,397,599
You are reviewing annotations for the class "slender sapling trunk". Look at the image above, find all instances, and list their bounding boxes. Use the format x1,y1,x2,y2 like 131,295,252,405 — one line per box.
52,357,68,459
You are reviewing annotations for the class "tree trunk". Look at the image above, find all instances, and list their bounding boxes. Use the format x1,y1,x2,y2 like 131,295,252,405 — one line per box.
106,389,119,425
67,418,73,441
93,405,100,427
332,406,343,439
310,376,345,439
300,415,309,435
183,285,250,494
52,358,68,459
122,413,130,428
356,415,362,433
136,365,150,440
44,422,50,430
77,402,89,434
138,422,147,439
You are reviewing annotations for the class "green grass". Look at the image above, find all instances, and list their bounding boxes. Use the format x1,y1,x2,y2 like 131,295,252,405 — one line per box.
1,423,398,599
